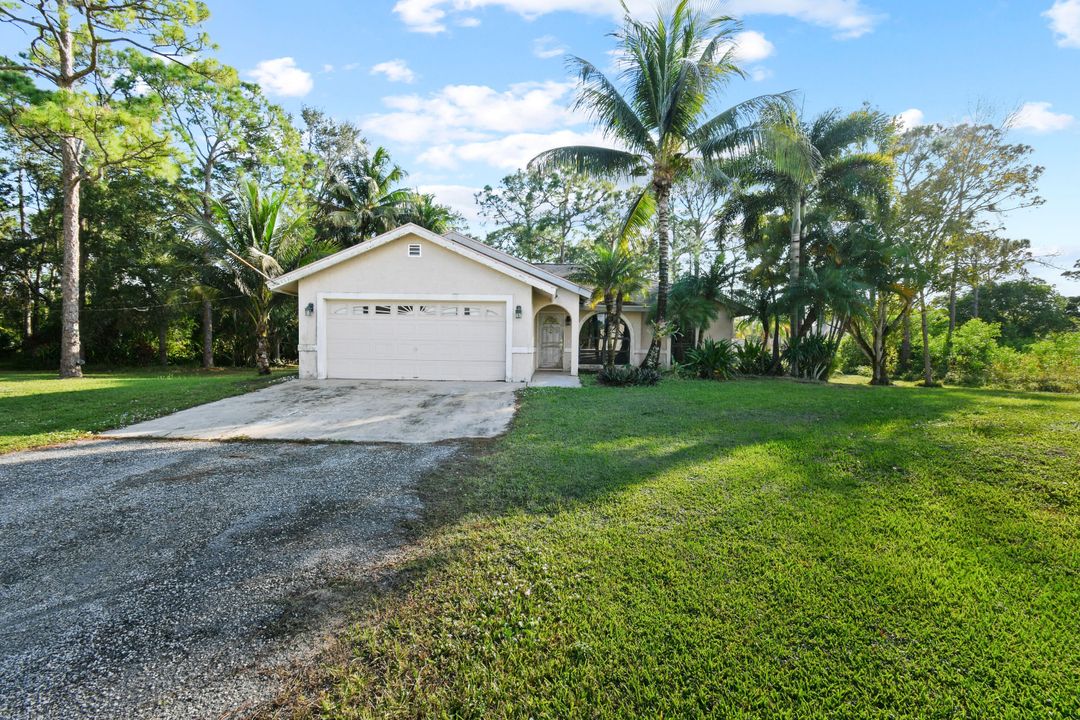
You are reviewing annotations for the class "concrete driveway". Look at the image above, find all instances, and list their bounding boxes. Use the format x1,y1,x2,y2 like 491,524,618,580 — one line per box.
0,438,460,719
105,378,521,444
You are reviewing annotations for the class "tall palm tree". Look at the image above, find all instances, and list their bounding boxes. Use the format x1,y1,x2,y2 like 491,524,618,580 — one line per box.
325,146,412,243
572,240,652,368
531,0,791,367
191,179,337,374
756,107,891,353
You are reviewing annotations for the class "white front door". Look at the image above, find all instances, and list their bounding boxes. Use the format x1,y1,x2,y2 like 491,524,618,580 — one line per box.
539,315,564,368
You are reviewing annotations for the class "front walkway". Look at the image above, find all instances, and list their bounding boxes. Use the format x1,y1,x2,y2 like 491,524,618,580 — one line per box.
529,371,582,388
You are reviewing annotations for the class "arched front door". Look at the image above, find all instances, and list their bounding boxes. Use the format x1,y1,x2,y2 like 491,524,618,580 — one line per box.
539,315,564,368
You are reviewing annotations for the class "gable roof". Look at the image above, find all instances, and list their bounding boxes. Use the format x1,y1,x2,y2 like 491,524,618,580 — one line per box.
443,232,591,297
268,224,588,297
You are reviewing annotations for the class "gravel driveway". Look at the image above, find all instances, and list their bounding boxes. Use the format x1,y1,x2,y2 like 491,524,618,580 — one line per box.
0,438,459,719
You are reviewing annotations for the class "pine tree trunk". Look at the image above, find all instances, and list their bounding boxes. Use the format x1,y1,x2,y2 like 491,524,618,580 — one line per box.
57,11,83,378
58,134,83,378
200,162,215,369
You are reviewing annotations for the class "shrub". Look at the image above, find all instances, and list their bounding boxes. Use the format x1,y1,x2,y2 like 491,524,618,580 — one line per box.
989,331,1079,393
597,365,661,387
946,319,1002,386
736,338,775,375
685,338,738,380
836,335,865,375
784,334,840,381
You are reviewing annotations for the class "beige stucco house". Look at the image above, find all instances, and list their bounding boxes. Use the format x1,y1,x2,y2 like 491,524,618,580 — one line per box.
268,224,740,383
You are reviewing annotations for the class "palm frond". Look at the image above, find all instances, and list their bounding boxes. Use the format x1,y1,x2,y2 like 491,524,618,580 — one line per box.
529,145,644,180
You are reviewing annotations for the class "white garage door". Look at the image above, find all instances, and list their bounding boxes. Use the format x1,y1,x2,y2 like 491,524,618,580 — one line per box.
323,300,507,381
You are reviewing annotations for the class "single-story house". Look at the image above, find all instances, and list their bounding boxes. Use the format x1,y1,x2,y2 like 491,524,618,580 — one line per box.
268,224,743,382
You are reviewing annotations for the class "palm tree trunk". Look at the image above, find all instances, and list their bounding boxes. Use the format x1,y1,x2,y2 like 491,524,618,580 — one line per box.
644,183,672,369
255,314,271,375
788,196,802,377
201,299,214,369
603,295,615,369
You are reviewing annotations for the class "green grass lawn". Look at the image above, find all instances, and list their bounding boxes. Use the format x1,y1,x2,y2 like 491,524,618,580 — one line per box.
0,366,295,454
290,379,1079,719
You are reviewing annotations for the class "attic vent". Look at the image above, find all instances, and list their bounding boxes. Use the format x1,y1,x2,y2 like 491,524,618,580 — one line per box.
408,243,422,257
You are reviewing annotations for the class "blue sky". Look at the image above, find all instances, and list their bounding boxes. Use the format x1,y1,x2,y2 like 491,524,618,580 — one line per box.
14,1,1080,292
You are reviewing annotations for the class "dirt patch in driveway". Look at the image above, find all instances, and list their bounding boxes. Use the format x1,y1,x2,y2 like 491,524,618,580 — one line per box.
0,438,459,719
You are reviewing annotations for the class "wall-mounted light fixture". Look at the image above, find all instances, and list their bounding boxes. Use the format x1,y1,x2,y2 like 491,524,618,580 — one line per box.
565,315,571,326
515,305,523,319
305,302,315,317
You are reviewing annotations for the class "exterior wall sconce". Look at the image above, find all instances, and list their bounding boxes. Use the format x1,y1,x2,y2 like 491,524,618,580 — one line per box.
515,305,523,319
305,302,315,317
565,315,571,326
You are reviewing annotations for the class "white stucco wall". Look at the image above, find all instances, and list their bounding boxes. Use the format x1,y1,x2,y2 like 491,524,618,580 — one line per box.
702,308,736,342
295,233,553,382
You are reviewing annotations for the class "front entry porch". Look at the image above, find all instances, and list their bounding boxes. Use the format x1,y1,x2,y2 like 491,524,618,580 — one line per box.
533,301,579,377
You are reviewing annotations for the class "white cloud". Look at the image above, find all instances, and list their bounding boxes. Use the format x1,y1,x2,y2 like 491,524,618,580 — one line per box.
749,67,774,82
895,108,925,130
322,64,335,73
371,59,418,84
728,30,775,63
533,34,567,59
1009,101,1075,133
363,80,582,145
418,184,484,223
457,16,482,27
393,0,880,39
1045,0,1080,47
418,129,617,170
248,57,313,97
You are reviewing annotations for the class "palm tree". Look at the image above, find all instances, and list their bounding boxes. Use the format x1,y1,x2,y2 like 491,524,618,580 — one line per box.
668,261,729,349
755,107,891,357
531,0,791,367
191,179,337,374
572,240,652,368
325,146,412,243
400,191,462,234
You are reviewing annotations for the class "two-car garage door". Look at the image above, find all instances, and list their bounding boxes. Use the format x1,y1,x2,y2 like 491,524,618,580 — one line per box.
323,299,507,381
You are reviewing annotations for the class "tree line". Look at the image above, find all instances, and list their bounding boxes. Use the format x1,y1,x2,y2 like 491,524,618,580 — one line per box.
0,0,1075,389
497,1,1075,389
0,0,463,376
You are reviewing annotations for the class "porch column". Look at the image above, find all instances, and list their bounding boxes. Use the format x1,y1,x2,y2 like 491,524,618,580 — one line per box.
569,300,580,376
